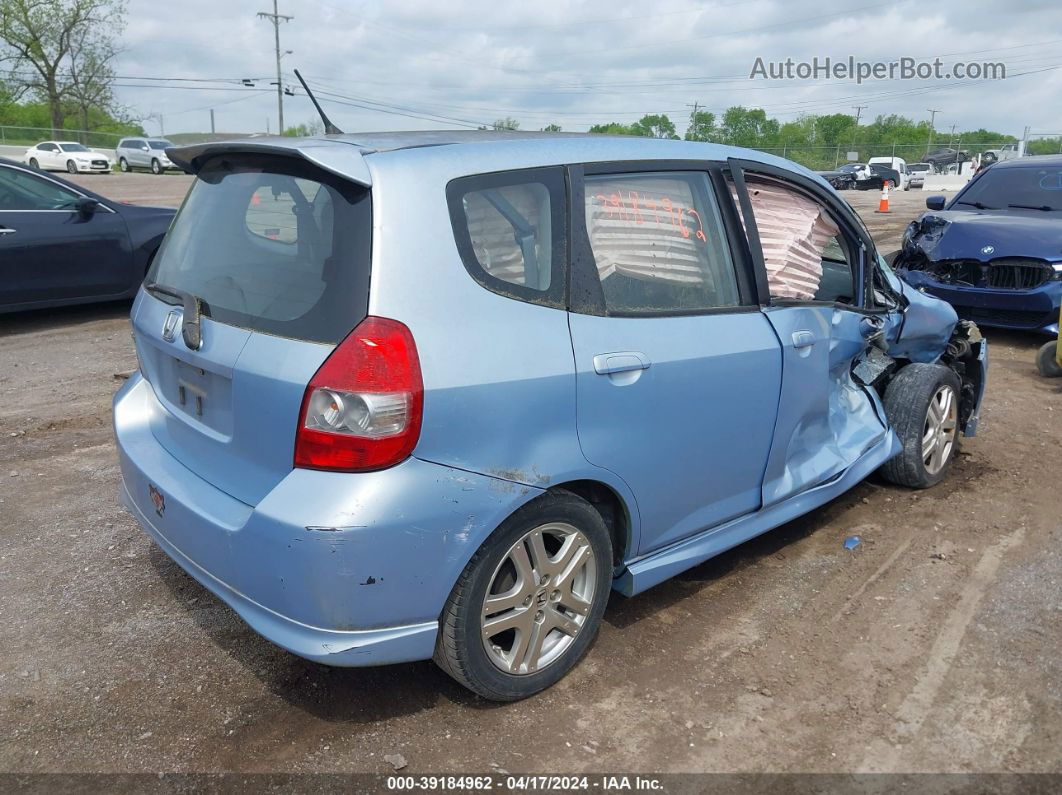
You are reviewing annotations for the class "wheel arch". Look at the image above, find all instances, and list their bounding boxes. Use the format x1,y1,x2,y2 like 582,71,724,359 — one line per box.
548,479,636,569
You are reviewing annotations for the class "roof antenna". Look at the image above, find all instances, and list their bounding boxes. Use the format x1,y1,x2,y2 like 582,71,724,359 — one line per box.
293,68,343,135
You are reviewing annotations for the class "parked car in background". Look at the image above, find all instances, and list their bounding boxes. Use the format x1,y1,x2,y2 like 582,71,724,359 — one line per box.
869,162,905,190
838,162,884,190
0,157,174,313
908,162,933,188
895,154,1062,334
981,142,1023,166
23,141,113,174
868,156,910,190
113,132,987,701
924,148,969,172
817,169,855,190
116,138,180,174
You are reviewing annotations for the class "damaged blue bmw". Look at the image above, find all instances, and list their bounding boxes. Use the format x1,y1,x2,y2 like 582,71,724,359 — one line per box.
896,155,1062,335
113,130,987,700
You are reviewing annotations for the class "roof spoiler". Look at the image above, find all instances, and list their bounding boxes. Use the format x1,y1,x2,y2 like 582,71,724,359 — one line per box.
165,139,371,186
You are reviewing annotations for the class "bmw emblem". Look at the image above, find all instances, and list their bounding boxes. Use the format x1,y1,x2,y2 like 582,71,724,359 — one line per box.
981,245,995,256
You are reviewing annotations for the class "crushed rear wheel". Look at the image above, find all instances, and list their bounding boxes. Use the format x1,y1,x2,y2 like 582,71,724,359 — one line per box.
880,363,961,489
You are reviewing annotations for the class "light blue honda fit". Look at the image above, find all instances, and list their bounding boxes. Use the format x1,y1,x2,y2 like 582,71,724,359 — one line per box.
113,131,987,700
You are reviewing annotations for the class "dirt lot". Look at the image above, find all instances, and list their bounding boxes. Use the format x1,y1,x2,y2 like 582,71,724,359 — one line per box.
1,176,1060,776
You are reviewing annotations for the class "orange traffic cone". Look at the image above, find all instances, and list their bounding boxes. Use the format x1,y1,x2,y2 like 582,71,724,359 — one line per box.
875,180,891,213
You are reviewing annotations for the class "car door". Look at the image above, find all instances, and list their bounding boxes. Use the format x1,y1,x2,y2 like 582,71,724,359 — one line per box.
566,164,782,555
0,164,132,307
726,160,889,507
131,139,149,168
33,143,54,169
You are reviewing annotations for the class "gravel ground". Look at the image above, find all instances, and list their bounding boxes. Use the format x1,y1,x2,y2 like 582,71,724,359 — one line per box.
1,175,1059,776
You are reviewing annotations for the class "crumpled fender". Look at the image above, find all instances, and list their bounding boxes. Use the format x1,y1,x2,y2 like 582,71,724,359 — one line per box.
880,255,958,363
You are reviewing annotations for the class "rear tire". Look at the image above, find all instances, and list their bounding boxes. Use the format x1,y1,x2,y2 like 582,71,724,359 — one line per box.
66,160,77,174
880,364,962,489
151,158,162,175
119,157,130,172
435,490,612,701
1037,340,1062,377
29,158,39,169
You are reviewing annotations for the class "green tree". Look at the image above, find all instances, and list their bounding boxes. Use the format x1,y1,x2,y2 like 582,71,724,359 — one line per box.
541,122,562,132
492,116,520,130
630,113,678,139
684,110,715,141
0,0,126,135
588,121,638,136
717,106,779,148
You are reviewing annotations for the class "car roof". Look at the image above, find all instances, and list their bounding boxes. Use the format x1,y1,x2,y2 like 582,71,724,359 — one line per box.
988,154,1062,169
168,130,827,189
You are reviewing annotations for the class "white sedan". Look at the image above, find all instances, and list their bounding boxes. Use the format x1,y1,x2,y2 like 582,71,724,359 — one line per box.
23,141,113,174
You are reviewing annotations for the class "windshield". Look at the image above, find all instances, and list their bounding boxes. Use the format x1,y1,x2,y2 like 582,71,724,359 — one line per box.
147,155,372,343
839,164,861,173
59,143,90,152
955,167,1062,210
148,140,172,150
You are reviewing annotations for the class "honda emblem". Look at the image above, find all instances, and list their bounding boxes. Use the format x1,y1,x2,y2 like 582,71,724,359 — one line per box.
162,310,181,343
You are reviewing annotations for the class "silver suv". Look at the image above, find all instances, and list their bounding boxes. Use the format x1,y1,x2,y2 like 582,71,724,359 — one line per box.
116,138,179,174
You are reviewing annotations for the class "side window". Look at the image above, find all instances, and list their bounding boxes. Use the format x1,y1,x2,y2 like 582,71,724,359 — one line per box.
735,177,857,305
582,171,741,314
0,167,80,211
38,143,55,152
448,168,566,308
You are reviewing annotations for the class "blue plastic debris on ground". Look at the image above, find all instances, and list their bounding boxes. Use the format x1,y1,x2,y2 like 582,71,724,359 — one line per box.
844,535,862,550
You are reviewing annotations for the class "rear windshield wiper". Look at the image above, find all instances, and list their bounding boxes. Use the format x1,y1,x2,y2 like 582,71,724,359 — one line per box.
144,282,206,350
1007,203,1056,211
954,200,998,210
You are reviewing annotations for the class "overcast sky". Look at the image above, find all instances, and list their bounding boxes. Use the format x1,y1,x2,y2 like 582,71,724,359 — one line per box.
115,0,1062,140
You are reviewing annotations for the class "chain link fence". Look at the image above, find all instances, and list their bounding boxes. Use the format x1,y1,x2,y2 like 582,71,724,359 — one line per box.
0,125,126,149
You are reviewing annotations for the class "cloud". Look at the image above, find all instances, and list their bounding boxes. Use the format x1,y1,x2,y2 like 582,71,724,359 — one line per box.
114,0,1062,138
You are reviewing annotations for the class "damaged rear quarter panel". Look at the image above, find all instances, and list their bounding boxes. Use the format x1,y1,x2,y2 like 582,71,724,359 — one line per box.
247,459,545,631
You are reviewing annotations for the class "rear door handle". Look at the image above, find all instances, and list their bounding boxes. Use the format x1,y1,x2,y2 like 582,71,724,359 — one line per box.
791,330,815,349
593,351,651,375
0,227,15,236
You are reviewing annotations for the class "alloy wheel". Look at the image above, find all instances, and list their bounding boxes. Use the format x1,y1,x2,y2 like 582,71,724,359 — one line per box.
481,522,596,675
923,384,957,475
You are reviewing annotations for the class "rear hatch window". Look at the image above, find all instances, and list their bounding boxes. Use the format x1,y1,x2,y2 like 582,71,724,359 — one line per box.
134,154,371,505
148,154,371,343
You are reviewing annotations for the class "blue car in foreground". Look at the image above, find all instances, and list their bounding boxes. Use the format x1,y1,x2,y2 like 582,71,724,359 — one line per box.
896,155,1062,335
113,132,986,700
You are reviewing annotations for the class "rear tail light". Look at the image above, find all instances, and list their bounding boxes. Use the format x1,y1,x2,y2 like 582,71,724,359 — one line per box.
294,316,423,472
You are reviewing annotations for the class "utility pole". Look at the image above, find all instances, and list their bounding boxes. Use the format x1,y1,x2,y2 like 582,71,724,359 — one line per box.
685,101,703,140
852,105,866,125
210,109,215,134
927,108,941,152
258,0,293,136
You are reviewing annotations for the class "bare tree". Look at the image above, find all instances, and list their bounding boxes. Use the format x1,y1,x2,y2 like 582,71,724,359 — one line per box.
0,0,125,135
65,23,120,137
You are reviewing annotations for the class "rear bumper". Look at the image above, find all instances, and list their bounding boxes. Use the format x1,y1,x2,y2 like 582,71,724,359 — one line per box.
900,271,1061,335
113,373,540,667
120,478,438,666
